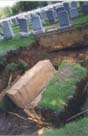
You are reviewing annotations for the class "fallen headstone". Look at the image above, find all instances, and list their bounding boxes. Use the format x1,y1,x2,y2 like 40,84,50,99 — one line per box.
6,60,56,109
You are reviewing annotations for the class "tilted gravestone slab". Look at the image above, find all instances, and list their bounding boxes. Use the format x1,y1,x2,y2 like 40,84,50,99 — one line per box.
0,20,15,39
71,1,78,8
46,8,55,24
18,18,30,37
12,17,18,25
55,6,65,14
63,2,70,12
0,34,4,41
57,10,71,29
80,2,88,14
41,10,47,19
70,8,78,18
31,14,45,34
6,60,56,109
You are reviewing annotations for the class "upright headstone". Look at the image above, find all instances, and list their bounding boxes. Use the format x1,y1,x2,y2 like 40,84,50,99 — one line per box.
12,17,18,26
31,14,45,34
0,34,4,42
41,10,47,20
57,10,71,29
70,8,78,18
18,18,30,37
53,9,57,18
63,2,70,12
36,12,41,18
80,2,88,14
46,8,55,24
71,1,77,8
55,6,65,14
0,20,15,39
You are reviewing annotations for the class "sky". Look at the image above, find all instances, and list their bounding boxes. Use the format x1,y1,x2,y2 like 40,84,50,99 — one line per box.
0,1,17,7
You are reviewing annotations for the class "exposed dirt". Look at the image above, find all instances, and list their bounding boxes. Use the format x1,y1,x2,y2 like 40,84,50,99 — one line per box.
1,43,87,92
6,43,88,69
0,111,39,135
0,42,88,135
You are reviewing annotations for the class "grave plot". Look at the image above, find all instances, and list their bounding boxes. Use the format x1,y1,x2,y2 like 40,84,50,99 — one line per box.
0,35,88,135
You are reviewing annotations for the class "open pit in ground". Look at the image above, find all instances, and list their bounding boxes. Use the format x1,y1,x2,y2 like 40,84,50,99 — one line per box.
0,34,88,134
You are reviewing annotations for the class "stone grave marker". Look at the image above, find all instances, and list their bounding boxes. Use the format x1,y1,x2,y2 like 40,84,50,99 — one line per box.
12,17,18,25
63,2,70,12
0,20,15,39
41,10,47,19
46,8,55,24
80,2,88,14
55,6,65,15
70,8,78,18
6,60,56,109
18,18,30,37
57,10,71,29
71,1,77,8
31,14,45,34
0,34,4,41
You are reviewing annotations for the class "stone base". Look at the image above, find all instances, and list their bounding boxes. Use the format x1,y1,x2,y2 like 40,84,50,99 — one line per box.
19,32,30,38
6,34,15,39
59,24,72,29
47,28,58,33
0,35,4,41
33,29,45,35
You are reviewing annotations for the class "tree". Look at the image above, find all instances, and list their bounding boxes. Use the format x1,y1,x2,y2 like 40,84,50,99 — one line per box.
12,1,48,14
0,7,11,19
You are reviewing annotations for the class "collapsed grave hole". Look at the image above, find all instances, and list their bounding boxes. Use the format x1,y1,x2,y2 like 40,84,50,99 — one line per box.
0,41,88,130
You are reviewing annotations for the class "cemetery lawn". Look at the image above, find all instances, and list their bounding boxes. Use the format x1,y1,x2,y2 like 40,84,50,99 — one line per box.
72,14,88,27
42,116,88,136
38,61,86,111
0,34,35,53
0,11,88,54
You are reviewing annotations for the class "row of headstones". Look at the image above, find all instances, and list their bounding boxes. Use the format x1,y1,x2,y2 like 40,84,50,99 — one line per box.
0,1,88,41
38,1,88,25
39,1,78,25
0,14,45,40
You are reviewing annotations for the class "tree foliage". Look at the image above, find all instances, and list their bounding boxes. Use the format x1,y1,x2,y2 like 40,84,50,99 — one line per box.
0,7,11,19
12,1,48,14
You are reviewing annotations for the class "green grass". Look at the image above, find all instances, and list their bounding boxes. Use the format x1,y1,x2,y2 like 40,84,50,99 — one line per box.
38,61,86,111
43,116,88,136
0,34,35,53
0,10,88,53
0,23,35,54
72,14,88,28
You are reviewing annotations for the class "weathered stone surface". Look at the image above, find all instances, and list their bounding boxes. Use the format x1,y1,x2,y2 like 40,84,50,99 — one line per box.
6,60,56,108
